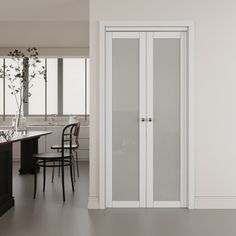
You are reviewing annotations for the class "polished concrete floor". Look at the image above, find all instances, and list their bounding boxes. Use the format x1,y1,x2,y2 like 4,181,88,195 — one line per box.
1,162,236,236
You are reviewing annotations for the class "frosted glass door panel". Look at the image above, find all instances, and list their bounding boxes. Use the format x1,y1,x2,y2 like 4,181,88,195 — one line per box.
112,39,139,201
153,38,181,201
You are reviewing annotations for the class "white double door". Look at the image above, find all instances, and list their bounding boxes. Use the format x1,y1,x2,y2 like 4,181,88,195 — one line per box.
105,31,187,208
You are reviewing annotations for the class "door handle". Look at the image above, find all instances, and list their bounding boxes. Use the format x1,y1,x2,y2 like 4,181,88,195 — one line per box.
141,118,146,122
148,118,152,122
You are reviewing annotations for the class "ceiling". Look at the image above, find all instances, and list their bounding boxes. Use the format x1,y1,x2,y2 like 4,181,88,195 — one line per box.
0,0,89,21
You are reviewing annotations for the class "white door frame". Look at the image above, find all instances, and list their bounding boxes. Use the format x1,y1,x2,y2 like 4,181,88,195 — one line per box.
99,21,195,209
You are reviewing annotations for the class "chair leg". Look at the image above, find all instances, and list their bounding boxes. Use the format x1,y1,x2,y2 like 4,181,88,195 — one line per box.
61,161,65,202
75,150,79,178
69,158,75,192
34,160,38,199
43,160,46,193
51,161,55,183
72,153,76,182
58,150,61,177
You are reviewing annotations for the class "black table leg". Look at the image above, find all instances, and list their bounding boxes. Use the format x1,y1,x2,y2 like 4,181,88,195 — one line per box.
19,137,40,175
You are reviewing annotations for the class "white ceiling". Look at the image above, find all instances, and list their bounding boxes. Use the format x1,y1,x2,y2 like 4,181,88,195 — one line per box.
0,0,89,21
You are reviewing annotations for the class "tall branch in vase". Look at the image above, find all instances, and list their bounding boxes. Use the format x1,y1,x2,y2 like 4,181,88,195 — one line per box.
0,48,46,127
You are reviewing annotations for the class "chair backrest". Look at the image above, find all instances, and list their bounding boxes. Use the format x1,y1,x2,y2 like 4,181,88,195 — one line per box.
61,123,78,158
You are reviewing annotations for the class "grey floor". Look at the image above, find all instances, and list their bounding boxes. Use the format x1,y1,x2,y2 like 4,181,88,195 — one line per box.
1,163,236,236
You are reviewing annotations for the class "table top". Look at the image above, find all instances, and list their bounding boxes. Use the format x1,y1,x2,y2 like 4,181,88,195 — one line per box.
0,131,52,145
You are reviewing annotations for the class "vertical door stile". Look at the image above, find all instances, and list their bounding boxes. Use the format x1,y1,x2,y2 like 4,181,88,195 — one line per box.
180,32,187,207
139,32,147,207
105,32,113,207
146,32,154,207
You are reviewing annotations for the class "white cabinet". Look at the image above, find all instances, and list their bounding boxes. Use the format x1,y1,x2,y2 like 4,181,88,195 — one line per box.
27,126,46,153
45,126,62,152
77,126,89,160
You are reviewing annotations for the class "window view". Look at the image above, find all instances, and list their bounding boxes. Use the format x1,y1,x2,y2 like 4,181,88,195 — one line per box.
47,59,58,115
0,59,3,115
5,58,22,115
63,58,85,115
0,58,90,118
28,59,46,115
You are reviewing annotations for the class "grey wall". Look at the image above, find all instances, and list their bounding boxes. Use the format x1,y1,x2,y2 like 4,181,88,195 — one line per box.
0,21,89,47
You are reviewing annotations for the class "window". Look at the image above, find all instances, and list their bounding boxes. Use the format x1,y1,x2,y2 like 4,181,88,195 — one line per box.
63,58,85,115
0,59,3,115
5,58,22,115
28,58,58,115
0,58,89,119
86,59,90,116
28,59,46,115
47,59,58,115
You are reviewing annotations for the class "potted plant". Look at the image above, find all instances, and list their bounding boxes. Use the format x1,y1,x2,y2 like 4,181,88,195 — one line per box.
0,47,45,130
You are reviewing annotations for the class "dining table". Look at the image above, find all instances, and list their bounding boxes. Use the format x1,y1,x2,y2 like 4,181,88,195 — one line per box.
0,130,52,217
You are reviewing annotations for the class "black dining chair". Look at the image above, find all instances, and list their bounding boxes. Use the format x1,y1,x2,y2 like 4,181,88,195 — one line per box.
51,122,80,182
33,122,79,202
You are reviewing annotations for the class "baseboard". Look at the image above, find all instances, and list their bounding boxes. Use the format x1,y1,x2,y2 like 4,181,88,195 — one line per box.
88,196,99,209
195,196,236,209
